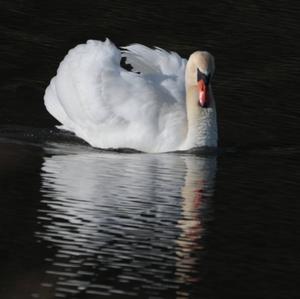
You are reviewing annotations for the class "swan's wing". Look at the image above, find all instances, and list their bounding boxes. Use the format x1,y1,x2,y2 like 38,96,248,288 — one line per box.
122,44,186,76
122,44,187,101
45,39,121,128
44,39,187,152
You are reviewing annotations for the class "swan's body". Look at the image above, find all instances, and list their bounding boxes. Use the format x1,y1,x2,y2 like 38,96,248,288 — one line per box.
44,39,217,152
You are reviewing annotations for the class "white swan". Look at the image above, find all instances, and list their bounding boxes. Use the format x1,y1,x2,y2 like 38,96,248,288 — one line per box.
44,39,217,153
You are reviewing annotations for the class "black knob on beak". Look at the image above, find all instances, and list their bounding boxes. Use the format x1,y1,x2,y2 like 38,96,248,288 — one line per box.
197,68,210,85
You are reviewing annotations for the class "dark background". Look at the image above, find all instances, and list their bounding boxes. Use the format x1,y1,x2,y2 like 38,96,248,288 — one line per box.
0,1,299,299
1,0,299,147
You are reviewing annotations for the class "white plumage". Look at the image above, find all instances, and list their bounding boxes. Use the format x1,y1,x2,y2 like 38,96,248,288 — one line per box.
44,39,217,152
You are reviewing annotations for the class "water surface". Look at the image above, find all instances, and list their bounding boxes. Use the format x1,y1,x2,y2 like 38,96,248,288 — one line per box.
0,0,299,298
0,130,298,298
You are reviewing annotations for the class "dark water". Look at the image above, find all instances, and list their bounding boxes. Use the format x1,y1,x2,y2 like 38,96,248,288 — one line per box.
0,1,299,298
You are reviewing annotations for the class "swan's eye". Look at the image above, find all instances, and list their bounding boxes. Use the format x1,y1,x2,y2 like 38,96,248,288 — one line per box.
197,68,210,85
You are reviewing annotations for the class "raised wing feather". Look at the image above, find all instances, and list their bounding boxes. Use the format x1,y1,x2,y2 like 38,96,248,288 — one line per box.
122,44,186,75
122,44,187,101
44,39,187,152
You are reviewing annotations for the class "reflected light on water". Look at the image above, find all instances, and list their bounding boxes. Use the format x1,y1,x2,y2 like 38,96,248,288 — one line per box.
36,145,216,298
176,157,215,290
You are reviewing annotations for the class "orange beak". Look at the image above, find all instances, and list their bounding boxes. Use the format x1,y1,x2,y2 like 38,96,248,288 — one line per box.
198,79,209,108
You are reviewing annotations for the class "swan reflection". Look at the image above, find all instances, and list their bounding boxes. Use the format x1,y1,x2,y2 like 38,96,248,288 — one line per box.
176,155,215,289
37,144,216,298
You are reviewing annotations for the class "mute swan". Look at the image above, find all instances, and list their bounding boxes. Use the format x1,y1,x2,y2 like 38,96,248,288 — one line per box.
44,39,217,152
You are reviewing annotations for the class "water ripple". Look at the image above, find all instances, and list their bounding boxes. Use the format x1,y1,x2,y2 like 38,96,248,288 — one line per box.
36,147,216,298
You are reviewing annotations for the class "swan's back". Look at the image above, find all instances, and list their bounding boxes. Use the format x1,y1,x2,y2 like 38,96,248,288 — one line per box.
45,39,187,152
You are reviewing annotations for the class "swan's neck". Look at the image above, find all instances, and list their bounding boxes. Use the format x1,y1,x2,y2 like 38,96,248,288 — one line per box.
181,85,218,150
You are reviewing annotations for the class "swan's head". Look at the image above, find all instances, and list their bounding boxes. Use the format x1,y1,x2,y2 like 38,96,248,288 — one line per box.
186,51,215,108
